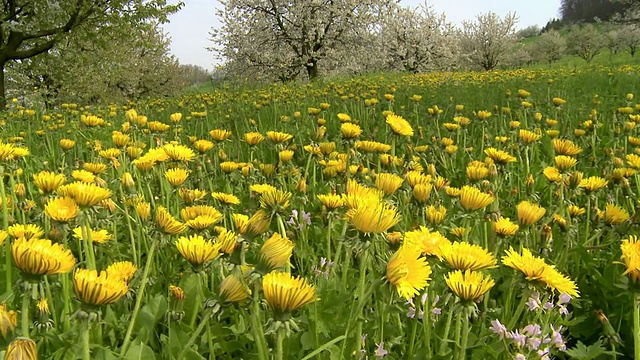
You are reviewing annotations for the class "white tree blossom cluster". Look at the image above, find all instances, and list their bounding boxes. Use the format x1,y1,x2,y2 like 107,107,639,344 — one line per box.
210,0,518,81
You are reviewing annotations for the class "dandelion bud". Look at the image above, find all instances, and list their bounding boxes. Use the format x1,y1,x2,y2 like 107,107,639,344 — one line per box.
121,172,135,188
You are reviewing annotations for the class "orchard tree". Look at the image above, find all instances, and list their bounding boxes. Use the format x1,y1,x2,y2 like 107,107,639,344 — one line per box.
458,12,518,71
567,24,603,63
618,24,640,56
10,21,185,105
210,0,395,81
379,2,458,73
0,0,181,109
533,30,567,65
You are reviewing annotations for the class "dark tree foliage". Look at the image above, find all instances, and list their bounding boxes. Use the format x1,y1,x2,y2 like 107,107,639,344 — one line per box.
560,0,629,23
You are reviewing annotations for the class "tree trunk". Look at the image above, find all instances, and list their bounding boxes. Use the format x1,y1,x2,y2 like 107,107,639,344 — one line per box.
306,59,319,80
0,60,6,110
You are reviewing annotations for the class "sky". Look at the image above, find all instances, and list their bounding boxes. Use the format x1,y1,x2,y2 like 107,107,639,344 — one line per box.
162,0,561,71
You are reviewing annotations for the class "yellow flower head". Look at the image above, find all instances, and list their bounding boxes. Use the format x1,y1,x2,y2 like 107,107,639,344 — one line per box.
518,129,542,144
57,182,112,207
439,241,497,271
355,140,391,153
175,234,222,266
553,138,583,155
494,217,519,237
502,247,548,281
0,303,17,338
386,243,431,300
219,274,250,303
517,201,546,226
458,185,494,211
156,206,187,235
44,197,80,222
209,129,232,141
259,189,292,213
106,261,137,283
33,171,66,194
375,172,404,195
257,233,294,272
484,148,516,164
386,114,414,136
7,224,43,240
12,238,76,277
413,183,433,202
445,270,495,302
74,268,128,306
244,132,265,145
266,131,293,143
622,236,640,283
216,228,239,254
72,227,112,243
345,199,400,235
466,161,489,181
262,271,317,319
554,155,578,171
193,139,214,153
59,138,76,150
180,205,223,230
543,167,562,182
162,143,196,162
404,227,451,257
341,123,362,138
603,203,630,225
165,168,190,186
245,209,272,236
211,192,240,205
426,205,447,225
579,176,608,192
317,194,345,209
4,337,37,360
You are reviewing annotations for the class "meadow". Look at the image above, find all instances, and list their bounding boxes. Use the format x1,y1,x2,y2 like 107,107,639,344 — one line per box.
1,65,640,359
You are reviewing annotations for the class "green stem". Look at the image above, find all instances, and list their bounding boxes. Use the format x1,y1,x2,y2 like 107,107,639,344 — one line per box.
276,325,286,360
459,308,470,360
82,215,96,270
250,283,269,360
439,306,455,355
82,319,92,360
634,293,640,360
326,216,333,259
1,170,12,293
179,308,214,359
21,283,32,337
119,236,158,356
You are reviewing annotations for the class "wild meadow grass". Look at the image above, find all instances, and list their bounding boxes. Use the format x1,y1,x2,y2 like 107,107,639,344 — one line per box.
1,65,640,359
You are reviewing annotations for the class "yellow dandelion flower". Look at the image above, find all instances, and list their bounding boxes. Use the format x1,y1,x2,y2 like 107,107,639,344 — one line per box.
176,234,222,266
169,285,185,300
341,123,362,138
579,176,608,192
216,228,239,254
484,148,516,164
518,129,542,144
57,182,112,207
386,114,414,136
375,172,404,195
250,183,277,195
543,167,562,182
355,140,391,153
621,235,640,283
466,161,489,181
279,149,294,162
106,261,137,283
266,131,293,143
165,168,190,186
426,205,447,225
413,183,433,202
502,247,548,281
74,268,128,306
162,143,196,162
553,138,582,155
459,185,494,211
244,132,265,145
0,303,17,338
181,205,223,230
439,241,497,271
517,201,546,226
494,217,519,237
59,138,76,150
542,266,580,297
245,209,272,236
4,338,37,359
44,197,79,222
555,155,577,171
12,237,76,276
33,171,66,194
603,203,630,225
7,224,43,240
317,194,344,209
219,274,250,303
72,227,112,243
404,226,451,257
257,233,294,272
445,270,495,303
156,206,187,235
211,192,240,205
345,200,400,235
262,271,317,319
260,189,292,213
209,129,232,141
386,243,432,300
193,139,214,153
